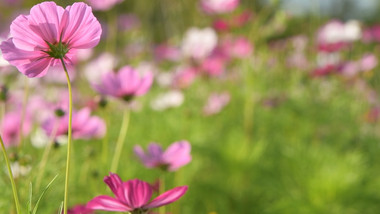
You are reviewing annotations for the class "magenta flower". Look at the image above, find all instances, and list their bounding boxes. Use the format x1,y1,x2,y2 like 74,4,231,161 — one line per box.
94,66,153,101
42,107,105,140
0,1,101,78
64,204,93,214
200,0,239,14
134,141,191,171
87,173,188,213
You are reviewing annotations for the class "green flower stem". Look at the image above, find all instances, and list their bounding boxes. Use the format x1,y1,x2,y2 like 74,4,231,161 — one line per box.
19,77,30,149
61,58,73,214
0,135,21,214
159,174,166,214
101,110,110,166
110,108,130,173
35,121,59,191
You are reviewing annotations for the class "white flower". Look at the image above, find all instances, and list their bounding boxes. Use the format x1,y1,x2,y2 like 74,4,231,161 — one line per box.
181,27,218,59
10,162,31,178
150,90,184,111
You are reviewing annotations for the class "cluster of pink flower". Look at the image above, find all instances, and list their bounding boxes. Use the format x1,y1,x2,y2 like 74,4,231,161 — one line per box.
0,1,199,213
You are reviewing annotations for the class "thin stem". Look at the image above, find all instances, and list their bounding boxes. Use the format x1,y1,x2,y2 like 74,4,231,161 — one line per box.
110,108,130,173
35,121,59,191
159,174,166,214
0,135,21,214
101,110,110,166
61,58,73,214
19,77,30,149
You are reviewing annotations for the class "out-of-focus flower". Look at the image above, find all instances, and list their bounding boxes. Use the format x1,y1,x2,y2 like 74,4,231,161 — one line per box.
10,162,31,178
341,61,360,77
317,20,361,52
42,107,106,140
154,43,181,62
63,204,94,214
181,27,217,60
221,37,253,59
203,92,230,115
118,13,140,32
362,25,380,43
87,173,188,212
172,66,197,89
213,19,229,32
150,90,184,111
360,54,377,71
312,52,341,76
84,53,116,84
200,0,239,14
201,54,226,76
134,141,191,171
0,110,32,147
86,0,123,11
0,2,102,77
94,66,153,102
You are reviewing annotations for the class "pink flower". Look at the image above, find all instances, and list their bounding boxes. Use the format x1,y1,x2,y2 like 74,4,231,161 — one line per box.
94,66,153,101
64,204,93,214
0,1,102,78
316,20,361,52
0,110,32,147
203,92,230,116
200,0,239,14
154,43,181,62
42,107,105,140
86,0,123,11
87,173,188,213
221,37,253,59
134,141,191,171
362,25,380,43
360,54,377,71
172,66,197,89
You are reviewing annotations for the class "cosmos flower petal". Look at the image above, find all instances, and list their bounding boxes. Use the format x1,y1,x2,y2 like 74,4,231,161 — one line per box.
87,195,132,212
104,173,123,197
122,179,152,209
135,72,154,96
0,38,44,66
28,1,65,43
162,141,191,171
144,186,188,209
63,2,102,49
20,58,52,78
10,14,47,51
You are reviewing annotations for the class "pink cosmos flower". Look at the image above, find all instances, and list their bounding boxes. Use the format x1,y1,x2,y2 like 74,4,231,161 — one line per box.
0,110,32,147
362,25,380,43
134,141,191,171
203,92,230,116
64,204,93,214
0,1,101,78
86,0,123,11
87,173,188,213
200,0,239,14
172,66,197,89
42,107,105,140
94,66,153,101
360,54,378,71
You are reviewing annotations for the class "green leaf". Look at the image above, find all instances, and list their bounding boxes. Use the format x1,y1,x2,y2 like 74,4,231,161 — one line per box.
32,174,59,214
